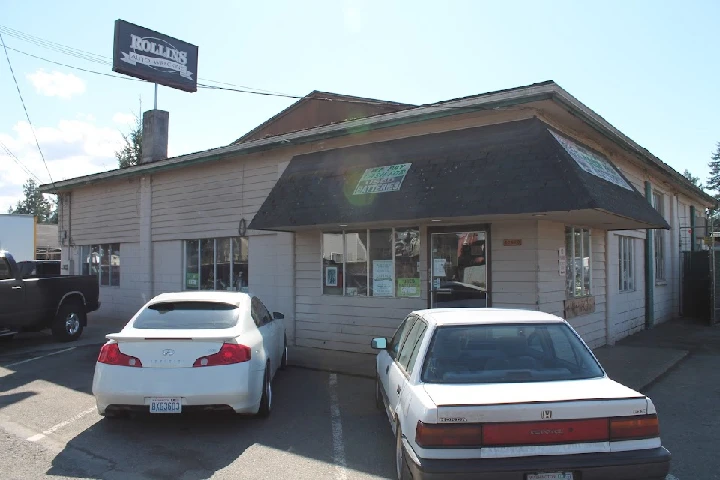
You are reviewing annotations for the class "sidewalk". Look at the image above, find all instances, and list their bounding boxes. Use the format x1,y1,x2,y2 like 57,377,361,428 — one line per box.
289,317,720,392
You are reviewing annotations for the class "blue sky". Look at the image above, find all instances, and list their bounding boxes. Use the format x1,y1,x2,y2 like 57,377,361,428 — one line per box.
1,0,718,212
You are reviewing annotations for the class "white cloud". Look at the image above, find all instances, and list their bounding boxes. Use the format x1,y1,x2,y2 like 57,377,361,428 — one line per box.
26,69,86,99
0,119,124,212
112,112,136,126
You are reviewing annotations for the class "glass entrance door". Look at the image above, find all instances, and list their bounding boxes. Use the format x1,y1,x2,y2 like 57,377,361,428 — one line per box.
430,231,488,308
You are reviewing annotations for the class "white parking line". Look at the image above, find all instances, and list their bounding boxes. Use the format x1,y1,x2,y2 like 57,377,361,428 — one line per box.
3,347,76,368
667,475,680,480
26,406,96,442
328,373,348,480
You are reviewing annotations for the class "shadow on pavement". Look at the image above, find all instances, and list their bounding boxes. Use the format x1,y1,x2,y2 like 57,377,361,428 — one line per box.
47,368,395,479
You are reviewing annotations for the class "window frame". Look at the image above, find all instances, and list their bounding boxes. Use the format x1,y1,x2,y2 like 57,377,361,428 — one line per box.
80,244,121,287
618,236,635,293
321,227,420,298
565,226,592,298
183,236,249,292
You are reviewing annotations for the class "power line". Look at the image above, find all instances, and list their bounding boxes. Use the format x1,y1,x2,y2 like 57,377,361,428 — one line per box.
0,33,55,187
0,139,42,183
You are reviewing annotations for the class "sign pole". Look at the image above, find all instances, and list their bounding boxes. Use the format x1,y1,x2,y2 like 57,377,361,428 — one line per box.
154,83,158,110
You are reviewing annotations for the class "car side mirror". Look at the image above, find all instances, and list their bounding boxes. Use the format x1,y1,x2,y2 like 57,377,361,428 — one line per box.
371,337,387,350
273,312,285,320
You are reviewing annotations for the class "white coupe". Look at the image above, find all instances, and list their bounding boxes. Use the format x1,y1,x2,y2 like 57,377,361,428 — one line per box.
92,291,287,418
371,308,671,480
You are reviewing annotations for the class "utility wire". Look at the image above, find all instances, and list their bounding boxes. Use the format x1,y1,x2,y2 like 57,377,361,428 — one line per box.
0,139,42,183
0,33,55,187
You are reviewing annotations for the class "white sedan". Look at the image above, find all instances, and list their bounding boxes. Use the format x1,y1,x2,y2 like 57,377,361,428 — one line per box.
92,291,287,418
371,308,671,480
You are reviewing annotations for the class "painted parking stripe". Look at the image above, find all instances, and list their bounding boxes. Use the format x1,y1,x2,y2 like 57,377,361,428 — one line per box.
3,346,76,368
328,373,348,480
26,406,96,442
667,475,679,480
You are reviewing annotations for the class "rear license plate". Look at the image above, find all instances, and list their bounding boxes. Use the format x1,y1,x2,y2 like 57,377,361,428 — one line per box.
149,397,182,414
527,474,573,480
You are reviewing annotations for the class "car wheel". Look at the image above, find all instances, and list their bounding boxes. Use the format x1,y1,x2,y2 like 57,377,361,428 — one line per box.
257,365,272,418
51,302,85,342
395,424,411,480
280,336,288,370
375,375,384,411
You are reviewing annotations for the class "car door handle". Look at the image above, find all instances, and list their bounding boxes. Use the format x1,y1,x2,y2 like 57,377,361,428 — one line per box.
385,365,390,374
396,385,401,395
12,286,22,290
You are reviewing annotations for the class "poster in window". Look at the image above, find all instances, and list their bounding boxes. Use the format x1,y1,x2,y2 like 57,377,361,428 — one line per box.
186,272,199,288
325,266,339,287
373,260,394,296
397,278,420,297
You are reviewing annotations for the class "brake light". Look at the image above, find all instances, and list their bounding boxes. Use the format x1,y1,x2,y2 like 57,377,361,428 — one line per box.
193,343,251,367
415,421,483,448
97,343,142,367
610,415,660,440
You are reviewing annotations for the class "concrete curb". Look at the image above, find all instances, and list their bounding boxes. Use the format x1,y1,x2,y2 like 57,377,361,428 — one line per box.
637,350,691,393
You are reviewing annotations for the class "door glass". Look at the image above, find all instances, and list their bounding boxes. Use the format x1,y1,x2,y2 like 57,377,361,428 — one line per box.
389,316,416,360
431,231,487,308
0,259,11,280
398,319,427,371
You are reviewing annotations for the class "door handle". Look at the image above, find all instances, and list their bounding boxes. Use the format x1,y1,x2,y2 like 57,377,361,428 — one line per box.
12,286,22,290
385,365,390,374
396,385,402,395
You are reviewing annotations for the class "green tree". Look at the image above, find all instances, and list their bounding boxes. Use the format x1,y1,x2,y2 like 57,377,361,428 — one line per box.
116,114,142,168
706,143,720,198
683,169,703,189
7,178,57,224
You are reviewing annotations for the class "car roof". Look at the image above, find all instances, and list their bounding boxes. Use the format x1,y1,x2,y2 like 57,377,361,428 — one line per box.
148,291,252,307
414,308,566,326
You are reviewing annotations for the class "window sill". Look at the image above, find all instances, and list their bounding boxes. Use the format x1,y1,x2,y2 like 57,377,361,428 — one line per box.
655,281,668,287
618,289,637,294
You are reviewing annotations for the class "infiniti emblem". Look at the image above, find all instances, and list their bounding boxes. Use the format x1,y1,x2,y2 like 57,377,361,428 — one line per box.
162,349,175,356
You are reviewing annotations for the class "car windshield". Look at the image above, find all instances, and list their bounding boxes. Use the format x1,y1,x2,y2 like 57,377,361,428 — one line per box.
132,301,239,330
421,323,604,384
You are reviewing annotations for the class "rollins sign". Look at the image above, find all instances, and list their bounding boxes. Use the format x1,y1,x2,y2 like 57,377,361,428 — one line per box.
113,20,198,92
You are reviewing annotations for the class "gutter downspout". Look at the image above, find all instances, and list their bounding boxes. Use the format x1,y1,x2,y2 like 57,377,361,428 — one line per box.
605,231,614,345
645,181,655,329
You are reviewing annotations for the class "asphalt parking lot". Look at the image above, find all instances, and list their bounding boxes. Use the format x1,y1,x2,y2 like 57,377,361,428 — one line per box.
0,331,707,480
0,335,395,480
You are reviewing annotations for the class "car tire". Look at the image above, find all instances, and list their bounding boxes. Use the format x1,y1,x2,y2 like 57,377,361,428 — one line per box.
280,336,288,370
375,375,384,411
51,302,85,342
395,424,412,480
257,365,272,418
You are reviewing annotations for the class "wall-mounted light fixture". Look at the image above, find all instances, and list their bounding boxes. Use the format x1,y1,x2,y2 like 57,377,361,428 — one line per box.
238,218,247,237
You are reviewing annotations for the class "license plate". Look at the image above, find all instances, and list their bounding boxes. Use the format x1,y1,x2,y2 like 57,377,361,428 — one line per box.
527,473,573,480
149,397,182,414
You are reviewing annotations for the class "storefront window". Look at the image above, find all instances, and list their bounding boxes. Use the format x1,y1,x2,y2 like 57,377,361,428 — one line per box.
322,233,344,295
370,229,393,297
322,227,421,298
184,237,248,291
344,231,368,296
565,226,591,297
80,244,120,286
396,228,421,297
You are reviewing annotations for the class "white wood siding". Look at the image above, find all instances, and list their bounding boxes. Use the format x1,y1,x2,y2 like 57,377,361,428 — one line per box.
68,179,140,244
491,222,538,309
294,230,426,354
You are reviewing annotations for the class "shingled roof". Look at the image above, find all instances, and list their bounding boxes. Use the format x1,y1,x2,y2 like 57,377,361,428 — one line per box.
250,118,670,231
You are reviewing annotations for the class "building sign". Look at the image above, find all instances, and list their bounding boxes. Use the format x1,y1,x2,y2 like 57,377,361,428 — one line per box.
397,278,421,298
564,296,596,319
353,163,411,195
372,260,394,296
550,131,632,190
503,239,522,246
113,20,199,92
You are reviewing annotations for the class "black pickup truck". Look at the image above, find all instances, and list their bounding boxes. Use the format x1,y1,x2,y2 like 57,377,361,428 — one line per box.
0,251,100,342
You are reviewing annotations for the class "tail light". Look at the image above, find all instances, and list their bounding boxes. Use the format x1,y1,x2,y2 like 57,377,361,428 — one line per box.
193,343,251,367
97,343,142,367
610,414,660,440
416,421,483,448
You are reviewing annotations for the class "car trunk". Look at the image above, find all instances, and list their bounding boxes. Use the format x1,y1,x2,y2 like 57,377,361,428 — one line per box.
423,377,649,446
107,330,236,369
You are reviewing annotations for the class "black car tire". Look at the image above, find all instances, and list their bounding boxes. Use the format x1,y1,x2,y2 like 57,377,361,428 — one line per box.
51,302,85,342
257,365,272,418
375,375,384,410
280,336,288,370
396,425,412,480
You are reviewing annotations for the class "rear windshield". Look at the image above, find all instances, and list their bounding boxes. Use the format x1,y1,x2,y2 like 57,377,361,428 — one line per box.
132,302,239,330
421,323,604,384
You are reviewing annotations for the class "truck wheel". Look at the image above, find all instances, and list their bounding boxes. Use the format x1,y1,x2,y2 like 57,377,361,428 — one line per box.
52,302,86,342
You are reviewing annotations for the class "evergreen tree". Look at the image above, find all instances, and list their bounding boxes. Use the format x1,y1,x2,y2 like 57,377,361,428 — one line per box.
7,178,57,224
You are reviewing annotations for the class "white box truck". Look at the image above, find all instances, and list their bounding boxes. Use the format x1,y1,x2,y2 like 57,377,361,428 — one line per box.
0,214,36,262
